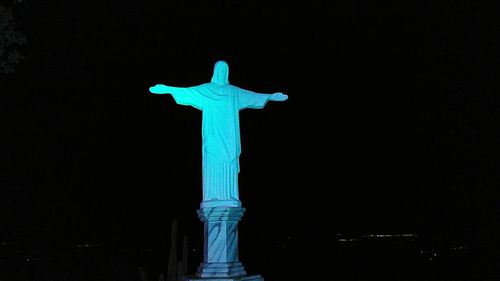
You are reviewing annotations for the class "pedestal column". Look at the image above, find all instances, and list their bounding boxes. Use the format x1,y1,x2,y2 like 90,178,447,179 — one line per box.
183,207,263,281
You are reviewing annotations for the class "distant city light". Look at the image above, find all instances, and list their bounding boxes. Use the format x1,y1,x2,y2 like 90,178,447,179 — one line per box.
338,238,359,242
361,234,418,238
76,243,102,248
450,246,469,251
336,233,418,242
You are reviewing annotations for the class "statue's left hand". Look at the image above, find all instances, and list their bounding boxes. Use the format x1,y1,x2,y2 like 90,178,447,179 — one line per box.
270,92,288,101
149,84,171,94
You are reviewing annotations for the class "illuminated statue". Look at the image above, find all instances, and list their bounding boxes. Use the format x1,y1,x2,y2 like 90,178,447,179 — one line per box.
150,60,286,280
150,60,287,208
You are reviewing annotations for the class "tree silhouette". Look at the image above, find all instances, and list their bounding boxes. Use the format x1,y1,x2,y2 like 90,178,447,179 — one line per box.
0,0,26,74
167,219,178,281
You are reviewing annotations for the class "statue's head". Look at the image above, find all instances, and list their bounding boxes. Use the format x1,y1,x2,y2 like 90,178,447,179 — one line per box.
211,60,229,85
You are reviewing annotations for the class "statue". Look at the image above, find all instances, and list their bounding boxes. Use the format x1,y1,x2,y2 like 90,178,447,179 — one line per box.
149,60,288,208
150,60,286,280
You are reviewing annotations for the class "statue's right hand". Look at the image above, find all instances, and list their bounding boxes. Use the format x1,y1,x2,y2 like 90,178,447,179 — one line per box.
149,84,170,94
270,92,288,101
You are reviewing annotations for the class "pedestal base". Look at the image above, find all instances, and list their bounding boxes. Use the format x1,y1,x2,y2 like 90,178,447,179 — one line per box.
184,207,264,281
183,274,263,281
197,261,246,277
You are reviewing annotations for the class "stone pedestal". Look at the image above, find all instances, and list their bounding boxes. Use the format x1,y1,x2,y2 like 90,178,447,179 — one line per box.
183,207,264,281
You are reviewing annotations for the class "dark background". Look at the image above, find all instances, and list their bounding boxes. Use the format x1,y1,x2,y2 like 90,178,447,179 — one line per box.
1,0,500,280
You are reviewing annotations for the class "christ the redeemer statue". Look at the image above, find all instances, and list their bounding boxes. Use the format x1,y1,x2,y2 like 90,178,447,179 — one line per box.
149,60,287,208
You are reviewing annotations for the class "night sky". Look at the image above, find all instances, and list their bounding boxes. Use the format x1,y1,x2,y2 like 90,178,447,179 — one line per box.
1,0,500,279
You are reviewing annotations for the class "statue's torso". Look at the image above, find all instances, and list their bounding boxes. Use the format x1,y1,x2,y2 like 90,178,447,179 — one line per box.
201,85,241,162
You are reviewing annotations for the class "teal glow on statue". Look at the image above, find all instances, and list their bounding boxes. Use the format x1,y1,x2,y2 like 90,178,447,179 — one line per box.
150,60,287,208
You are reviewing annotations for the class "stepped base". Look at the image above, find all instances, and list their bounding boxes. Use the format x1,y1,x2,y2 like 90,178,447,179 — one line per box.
183,274,263,281
197,261,246,277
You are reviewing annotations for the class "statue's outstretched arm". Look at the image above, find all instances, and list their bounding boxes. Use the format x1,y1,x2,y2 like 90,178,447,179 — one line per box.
149,84,187,95
149,84,203,110
237,88,288,110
